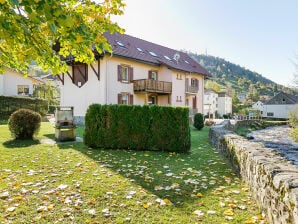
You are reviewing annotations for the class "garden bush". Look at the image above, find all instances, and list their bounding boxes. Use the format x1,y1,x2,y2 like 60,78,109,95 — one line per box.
194,113,204,130
8,109,41,140
84,104,190,152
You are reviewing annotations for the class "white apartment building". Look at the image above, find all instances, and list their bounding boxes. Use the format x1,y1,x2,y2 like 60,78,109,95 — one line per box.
217,92,232,117
203,89,218,118
58,33,210,124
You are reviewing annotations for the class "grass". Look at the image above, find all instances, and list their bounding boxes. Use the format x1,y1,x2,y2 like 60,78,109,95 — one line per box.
0,122,265,223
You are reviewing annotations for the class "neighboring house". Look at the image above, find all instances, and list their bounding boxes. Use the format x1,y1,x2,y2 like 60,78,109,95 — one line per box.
0,69,43,96
203,89,218,118
252,100,264,116
238,93,247,103
58,33,210,124
217,92,232,117
263,91,298,119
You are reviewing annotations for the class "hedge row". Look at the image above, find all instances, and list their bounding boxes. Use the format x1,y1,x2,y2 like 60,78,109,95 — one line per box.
84,104,190,152
0,95,48,119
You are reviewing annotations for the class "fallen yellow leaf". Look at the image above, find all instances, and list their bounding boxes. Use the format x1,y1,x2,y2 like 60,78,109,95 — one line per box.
244,217,256,224
143,203,149,209
223,209,234,216
163,198,171,205
257,214,263,220
196,192,203,197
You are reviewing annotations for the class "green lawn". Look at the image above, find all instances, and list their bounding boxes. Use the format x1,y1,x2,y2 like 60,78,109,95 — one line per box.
0,122,264,223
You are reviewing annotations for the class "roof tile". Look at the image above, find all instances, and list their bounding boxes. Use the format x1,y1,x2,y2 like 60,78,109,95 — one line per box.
104,33,210,76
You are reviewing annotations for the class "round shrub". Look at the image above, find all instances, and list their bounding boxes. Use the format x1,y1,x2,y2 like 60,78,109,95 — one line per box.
8,109,41,140
194,113,204,130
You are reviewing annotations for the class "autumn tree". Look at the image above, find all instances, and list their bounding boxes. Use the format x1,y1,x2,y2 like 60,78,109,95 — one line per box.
0,0,125,75
205,80,221,92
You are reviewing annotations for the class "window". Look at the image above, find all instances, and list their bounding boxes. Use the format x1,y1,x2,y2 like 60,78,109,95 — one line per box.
122,66,129,82
17,85,29,95
176,74,182,80
122,94,128,105
116,41,125,47
191,78,199,87
176,96,182,102
151,71,157,80
148,70,158,80
149,95,157,105
267,112,274,116
118,93,133,105
118,65,133,83
136,47,143,52
149,51,158,57
164,55,171,60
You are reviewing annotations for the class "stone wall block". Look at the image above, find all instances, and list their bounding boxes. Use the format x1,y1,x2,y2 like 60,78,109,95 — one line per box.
209,124,298,224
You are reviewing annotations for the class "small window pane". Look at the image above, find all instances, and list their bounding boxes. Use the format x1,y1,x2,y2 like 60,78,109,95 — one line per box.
122,67,129,81
122,94,128,105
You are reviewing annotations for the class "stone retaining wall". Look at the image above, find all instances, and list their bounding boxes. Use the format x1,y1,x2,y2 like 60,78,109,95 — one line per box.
209,121,298,224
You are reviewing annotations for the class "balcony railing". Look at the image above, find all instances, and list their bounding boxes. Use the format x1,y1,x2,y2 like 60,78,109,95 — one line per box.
185,85,198,94
133,79,172,94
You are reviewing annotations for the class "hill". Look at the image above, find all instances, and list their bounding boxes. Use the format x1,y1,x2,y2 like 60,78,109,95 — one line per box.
189,53,296,101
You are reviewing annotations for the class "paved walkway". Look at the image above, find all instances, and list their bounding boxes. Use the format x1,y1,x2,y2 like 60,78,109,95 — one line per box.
40,137,83,145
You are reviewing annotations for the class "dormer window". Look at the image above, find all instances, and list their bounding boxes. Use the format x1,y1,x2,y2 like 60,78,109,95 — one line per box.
136,47,143,52
116,41,125,47
164,55,171,60
149,51,158,57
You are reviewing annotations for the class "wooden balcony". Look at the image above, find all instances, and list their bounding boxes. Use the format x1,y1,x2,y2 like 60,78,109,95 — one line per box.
185,85,198,94
133,79,172,94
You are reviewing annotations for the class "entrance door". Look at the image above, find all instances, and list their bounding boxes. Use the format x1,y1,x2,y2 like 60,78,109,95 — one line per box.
192,96,197,109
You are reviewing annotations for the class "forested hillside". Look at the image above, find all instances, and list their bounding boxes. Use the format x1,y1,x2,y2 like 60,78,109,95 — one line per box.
190,53,295,102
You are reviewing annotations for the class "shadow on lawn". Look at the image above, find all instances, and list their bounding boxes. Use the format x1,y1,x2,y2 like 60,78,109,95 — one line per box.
43,133,55,139
57,138,233,205
3,139,40,148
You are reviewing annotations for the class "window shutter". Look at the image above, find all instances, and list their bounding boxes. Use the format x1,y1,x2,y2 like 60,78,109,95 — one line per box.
118,93,122,104
129,67,134,83
117,65,122,81
129,94,134,105
148,70,152,79
196,79,199,88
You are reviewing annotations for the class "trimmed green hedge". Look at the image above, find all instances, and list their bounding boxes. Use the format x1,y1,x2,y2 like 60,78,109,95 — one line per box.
84,104,190,152
0,95,48,119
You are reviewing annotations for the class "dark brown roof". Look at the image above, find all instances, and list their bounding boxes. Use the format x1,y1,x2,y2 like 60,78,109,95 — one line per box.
104,33,210,76
265,91,298,105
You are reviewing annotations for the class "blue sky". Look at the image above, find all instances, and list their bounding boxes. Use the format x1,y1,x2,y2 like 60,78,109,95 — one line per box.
112,0,298,87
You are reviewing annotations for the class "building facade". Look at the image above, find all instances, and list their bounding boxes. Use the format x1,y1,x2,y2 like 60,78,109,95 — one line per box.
0,69,43,96
217,92,232,117
203,89,218,118
58,33,210,124
263,92,298,119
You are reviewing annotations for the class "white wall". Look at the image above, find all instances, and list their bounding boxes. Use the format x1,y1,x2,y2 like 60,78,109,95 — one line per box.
263,104,297,119
204,91,218,116
0,75,3,95
218,96,232,116
0,70,35,96
59,60,105,117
